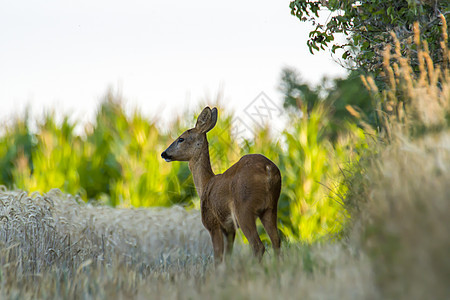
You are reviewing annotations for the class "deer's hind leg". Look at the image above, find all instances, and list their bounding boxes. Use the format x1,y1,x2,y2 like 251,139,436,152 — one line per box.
222,228,236,256
260,208,281,255
209,227,225,265
235,210,265,259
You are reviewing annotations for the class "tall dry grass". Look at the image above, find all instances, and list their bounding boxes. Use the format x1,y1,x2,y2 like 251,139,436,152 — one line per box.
347,17,450,299
358,133,450,299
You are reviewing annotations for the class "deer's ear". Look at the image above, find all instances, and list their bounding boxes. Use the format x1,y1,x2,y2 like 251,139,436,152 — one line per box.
195,107,217,133
209,107,218,131
195,107,211,132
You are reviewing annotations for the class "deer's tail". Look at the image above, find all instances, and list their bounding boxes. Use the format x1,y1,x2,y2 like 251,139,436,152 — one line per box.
266,163,282,208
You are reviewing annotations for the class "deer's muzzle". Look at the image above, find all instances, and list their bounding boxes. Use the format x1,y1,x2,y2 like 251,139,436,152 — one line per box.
161,151,173,162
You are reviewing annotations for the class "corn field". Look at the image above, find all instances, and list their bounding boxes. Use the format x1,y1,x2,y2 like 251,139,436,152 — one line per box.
0,90,365,242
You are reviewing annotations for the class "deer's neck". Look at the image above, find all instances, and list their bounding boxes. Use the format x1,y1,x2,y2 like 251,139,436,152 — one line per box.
188,138,214,198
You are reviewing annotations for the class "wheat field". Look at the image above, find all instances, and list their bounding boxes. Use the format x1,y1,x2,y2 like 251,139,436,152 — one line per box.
0,187,212,267
0,186,379,299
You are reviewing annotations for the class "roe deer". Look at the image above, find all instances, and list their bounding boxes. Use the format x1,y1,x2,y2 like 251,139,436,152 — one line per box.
161,106,281,264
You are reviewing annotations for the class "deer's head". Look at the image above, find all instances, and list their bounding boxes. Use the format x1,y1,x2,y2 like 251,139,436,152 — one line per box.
161,106,218,162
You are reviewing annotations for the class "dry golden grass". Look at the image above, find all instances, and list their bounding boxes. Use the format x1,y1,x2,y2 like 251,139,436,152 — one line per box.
0,188,378,299
0,188,211,266
349,131,450,299
349,19,450,299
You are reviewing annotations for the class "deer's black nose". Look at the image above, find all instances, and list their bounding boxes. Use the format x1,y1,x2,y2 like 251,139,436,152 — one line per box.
161,151,172,162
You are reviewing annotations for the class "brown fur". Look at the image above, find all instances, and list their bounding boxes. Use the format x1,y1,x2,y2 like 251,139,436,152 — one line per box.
161,107,281,264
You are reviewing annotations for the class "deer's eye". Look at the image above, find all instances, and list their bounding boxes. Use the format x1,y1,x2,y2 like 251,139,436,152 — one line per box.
178,138,184,143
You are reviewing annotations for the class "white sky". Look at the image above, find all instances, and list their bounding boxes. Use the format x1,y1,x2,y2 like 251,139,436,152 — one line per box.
0,0,346,129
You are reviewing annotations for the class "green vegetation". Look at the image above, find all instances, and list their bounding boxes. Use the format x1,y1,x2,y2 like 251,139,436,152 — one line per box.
290,0,449,73
0,86,365,242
